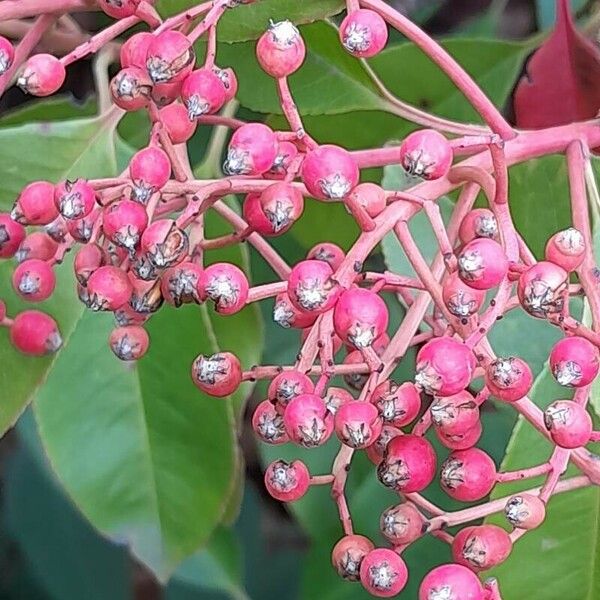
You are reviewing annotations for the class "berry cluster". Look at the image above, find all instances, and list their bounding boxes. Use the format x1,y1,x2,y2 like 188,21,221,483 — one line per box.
1,0,600,598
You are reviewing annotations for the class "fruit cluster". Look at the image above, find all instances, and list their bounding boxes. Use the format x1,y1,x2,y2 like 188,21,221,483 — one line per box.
1,0,600,598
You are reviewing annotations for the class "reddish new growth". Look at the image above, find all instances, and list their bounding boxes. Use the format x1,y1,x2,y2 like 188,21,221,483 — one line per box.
1,0,600,597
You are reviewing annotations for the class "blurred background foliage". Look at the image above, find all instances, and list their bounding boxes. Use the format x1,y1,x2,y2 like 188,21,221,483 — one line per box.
0,0,599,598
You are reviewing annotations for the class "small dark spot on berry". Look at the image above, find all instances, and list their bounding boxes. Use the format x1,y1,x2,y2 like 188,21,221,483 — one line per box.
479,327,486,333
461,318,468,325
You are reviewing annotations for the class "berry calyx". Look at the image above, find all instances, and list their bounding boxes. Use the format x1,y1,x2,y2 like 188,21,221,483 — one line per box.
181,68,227,120
369,380,421,427
331,534,374,581
109,325,150,361
0,213,26,258
485,356,533,402
0,36,14,76
224,123,279,176
161,261,204,307
264,458,310,502
267,370,314,412
287,259,341,315
306,242,345,270
399,129,452,180
517,261,568,318
430,390,479,436
380,502,424,545
359,548,408,597
12,181,58,226
272,291,318,329
199,262,249,315
459,208,499,243
442,271,486,319
146,30,194,85
110,67,153,111
283,393,333,447
252,399,289,445
191,351,242,397
129,147,172,204
86,265,133,311
545,227,585,272
334,401,382,449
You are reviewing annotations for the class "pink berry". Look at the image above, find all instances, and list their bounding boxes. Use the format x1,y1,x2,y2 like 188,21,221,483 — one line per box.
158,102,197,144
53,179,96,220
287,259,341,314
66,208,99,244
440,448,496,502
198,262,249,315
265,141,298,180
0,36,14,75
306,242,345,271
146,30,194,85
10,310,62,355
301,144,359,201
259,182,304,236
256,20,306,78
544,399,592,448
485,356,533,401
343,349,370,390
436,420,482,451
128,276,163,315
272,291,317,329
111,67,153,111
74,243,105,286
348,182,386,217
17,54,65,96
109,325,149,361
129,147,172,204
103,199,149,252
334,401,382,449
12,181,57,225
224,123,279,176
181,68,227,119
545,227,585,271
141,219,188,269
331,534,374,581
549,335,599,388
191,351,242,397
517,261,568,318
252,399,289,445
415,337,476,396
333,288,389,350
0,213,26,258
44,217,68,243
324,386,354,415
340,9,388,58
431,390,479,436
114,303,149,327
264,459,309,502
12,259,56,302
243,192,273,235
161,261,203,307
212,66,238,102
152,80,182,108
15,232,57,263
380,501,424,545
98,0,142,19
504,493,546,529
120,32,153,69
458,208,499,243
283,393,333,447
377,434,436,493
268,370,314,412
365,425,401,465
452,524,512,572
419,564,484,600
442,270,486,321
359,548,408,597
399,129,452,180
86,266,132,311
457,238,508,290
369,380,421,427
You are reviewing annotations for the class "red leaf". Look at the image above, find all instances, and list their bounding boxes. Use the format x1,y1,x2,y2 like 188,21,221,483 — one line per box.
514,0,600,129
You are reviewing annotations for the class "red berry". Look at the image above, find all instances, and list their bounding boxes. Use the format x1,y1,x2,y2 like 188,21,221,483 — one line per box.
10,310,62,356
544,400,592,448
152,80,182,107
17,54,65,96
457,238,508,290
141,219,189,269
109,325,149,361
442,271,485,319
419,564,484,600
111,67,153,111
504,493,546,530
66,208,99,243
0,213,26,258
431,390,479,436
212,66,237,102
54,179,96,220
306,242,345,270
256,21,306,78
359,548,408,597
198,262,249,315
287,259,341,314
120,32,153,69
12,258,56,302
324,386,354,415
380,502,424,545
331,534,374,581
485,356,533,401
252,400,289,445
369,380,421,427
452,524,512,571
517,261,568,318
265,141,298,179
181,68,227,120
86,266,133,311
258,182,304,236
399,130,452,180
74,243,105,286
283,393,333,447
103,199,149,252
440,448,496,502
268,370,314,412
348,182,386,217
158,102,197,144
146,30,194,85
340,9,388,58
99,0,143,19
129,147,171,204
0,36,14,76
272,291,317,329
161,261,203,307
12,181,57,225
128,276,163,315
436,420,482,450
365,425,401,465
343,349,369,390
15,232,57,263
545,227,585,272
264,459,309,502
334,401,382,449
459,208,498,243
301,145,359,201
549,335,599,388
191,351,242,397
224,123,279,176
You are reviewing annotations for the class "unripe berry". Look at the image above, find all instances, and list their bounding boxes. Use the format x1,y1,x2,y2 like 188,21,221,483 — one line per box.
191,351,242,397
181,68,227,120
545,227,585,272
17,54,65,96
268,370,314,412
146,30,194,85
128,276,163,315
334,401,382,449
306,242,345,270
419,564,485,600
74,243,105,286
485,356,533,401
12,259,56,302
415,337,476,396
120,32,153,69
129,147,171,204
453,524,512,572
86,266,132,311
256,20,306,77
340,9,388,58
158,103,197,144
544,400,592,448
333,288,389,349
287,259,341,314
380,502,424,545
504,493,546,529
10,310,62,355
369,380,421,427
99,0,143,19
141,219,188,269
283,393,333,447
224,123,279,176
549,335,599,388
331,535,374,581
377,434,436,493
12,181,57,225
0,36,14,76
161,261,203,307
442,271,486,319
0,213,26,258
366,425,401,465
436,420,482,450
199,262,249,315
272,291,317,329
212,66,238,102
264,459,309,502
301,145,359,201
343,349,369,390
459,208,499,243
15,232,57,263
252,400,289,445
259,182,304,235
440,448,496,502
109,325,149,361
324,386,353,415
431,390,479,436
457,238,508,290
399,130,452,180
348,182,386,218
53,179,96,220
359,548,408,597
110,67,153,111
265,141,298,180
517,261,568,318
103,199,149,251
